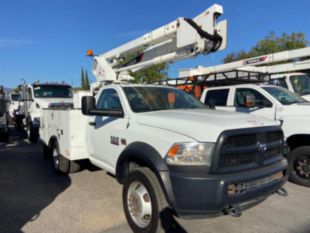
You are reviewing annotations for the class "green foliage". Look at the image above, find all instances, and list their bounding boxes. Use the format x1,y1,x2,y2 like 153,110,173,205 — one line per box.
85,70,90,90
13,87,20,93
81,67,85,90
118,52,169,83
132,63,168,83
223,32,308,63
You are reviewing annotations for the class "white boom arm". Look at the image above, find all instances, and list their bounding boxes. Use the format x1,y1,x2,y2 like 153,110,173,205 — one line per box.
91,4,227,84
179,47,310,77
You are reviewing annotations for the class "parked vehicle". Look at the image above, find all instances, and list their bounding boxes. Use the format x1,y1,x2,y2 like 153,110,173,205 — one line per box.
21,83,73,142
177,47,310,99
40,5,287,233
8,92,24,130
0,86,9,142
201,84,310,187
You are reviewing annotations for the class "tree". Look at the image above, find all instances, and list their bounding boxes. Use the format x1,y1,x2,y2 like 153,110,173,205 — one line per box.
85,69,90,90
118,52,169,83
132,63,168,83
223,32,308,63
81,67,85,90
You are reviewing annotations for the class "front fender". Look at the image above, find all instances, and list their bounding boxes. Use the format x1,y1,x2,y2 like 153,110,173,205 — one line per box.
280,116,310,138
116,142,176,208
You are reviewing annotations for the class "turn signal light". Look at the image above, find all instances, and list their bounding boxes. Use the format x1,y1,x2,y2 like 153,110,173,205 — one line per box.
86,49,94,57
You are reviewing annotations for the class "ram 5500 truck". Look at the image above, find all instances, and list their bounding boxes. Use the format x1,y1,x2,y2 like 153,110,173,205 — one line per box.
40,4,288,232
201,84,310,187
40,84,288,232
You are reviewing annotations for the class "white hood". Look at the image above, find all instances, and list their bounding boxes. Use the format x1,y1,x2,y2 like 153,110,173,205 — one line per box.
136,109,278,142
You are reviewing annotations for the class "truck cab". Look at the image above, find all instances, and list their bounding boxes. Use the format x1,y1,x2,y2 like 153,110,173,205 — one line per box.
22,83,73,142
270,72,310,101
201,84,310,187
9,92,24,130
0,86,9,142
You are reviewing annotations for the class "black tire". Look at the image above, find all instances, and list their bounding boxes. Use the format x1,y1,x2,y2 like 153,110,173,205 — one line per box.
27,123,38,143
50,141,81,174
288,146,310,187
43,144,51,160
123,167,168,233
69,160,81,173
51,142,69,174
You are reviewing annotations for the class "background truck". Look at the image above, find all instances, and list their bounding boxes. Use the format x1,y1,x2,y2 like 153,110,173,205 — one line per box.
201,84,310,187
178,47,310,99
40,5,287,233
8,92,24,130
0,86,9,142
20,82,73,143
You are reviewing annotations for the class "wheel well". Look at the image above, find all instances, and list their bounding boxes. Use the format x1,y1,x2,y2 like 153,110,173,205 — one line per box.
287,134,310,150
116,155,154,184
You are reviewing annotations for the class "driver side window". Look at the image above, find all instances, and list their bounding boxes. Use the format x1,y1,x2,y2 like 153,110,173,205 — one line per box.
97,89,122,111
235,88,272,108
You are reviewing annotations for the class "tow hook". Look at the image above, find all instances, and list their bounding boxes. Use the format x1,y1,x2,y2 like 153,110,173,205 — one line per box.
225,205,242,217
276,188,288,197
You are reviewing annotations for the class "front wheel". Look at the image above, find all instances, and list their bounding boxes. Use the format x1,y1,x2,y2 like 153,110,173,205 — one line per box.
123,167,168,233
288,146,310,187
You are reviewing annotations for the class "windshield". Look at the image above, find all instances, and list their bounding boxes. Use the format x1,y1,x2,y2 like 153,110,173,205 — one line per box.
122,86,206,113
33,85,72,98
262,86,306,105
11,94,22,101
290,75,310,95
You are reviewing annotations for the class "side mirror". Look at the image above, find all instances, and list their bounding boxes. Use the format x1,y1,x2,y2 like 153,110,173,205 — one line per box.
82,96,96,115
244,94,256,108
82,96,124,117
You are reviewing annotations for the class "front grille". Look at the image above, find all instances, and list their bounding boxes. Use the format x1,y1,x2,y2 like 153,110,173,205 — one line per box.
217,127,284,173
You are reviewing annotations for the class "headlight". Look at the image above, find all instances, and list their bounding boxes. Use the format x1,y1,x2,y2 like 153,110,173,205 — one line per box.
165,142,215,166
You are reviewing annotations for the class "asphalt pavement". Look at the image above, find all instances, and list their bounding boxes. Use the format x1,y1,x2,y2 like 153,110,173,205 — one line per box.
0,130,309,233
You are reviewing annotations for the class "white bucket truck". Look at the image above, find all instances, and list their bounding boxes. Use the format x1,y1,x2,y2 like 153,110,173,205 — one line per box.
21,82,73,142
40,5,287,233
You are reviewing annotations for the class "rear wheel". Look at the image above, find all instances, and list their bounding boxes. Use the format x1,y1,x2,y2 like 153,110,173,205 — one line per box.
123,167,168,233
27,123,38,143
288,146,310,187
51,142,80,174
52,143,69,174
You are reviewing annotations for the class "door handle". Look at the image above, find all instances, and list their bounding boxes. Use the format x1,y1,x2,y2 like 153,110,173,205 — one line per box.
89,122,96,126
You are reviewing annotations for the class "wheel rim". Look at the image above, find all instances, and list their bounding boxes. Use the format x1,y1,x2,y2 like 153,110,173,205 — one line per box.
294,154,310,179
53,148,60,170
127,181,152,228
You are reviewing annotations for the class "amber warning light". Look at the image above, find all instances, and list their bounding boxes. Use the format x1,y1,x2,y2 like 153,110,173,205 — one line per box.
86,49,94,57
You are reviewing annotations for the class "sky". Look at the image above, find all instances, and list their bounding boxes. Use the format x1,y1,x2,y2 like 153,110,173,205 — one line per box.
0,0,309,88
